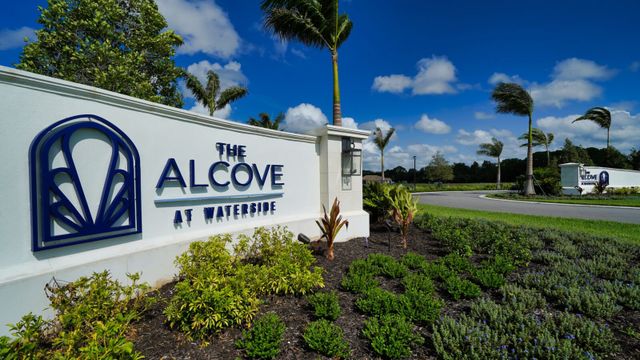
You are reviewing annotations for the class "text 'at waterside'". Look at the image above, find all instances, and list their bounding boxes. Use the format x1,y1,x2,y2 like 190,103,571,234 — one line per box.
155,142,284,189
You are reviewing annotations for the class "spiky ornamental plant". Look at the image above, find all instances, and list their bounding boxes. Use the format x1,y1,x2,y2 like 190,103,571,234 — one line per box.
387,186,418,249
373,127,396,181
184,70,247,117
573,107,612,149
247,112,284,130
316,198,349,260
261,0,353,126
491,82,535,195
518,128,554,166
477,137,504,189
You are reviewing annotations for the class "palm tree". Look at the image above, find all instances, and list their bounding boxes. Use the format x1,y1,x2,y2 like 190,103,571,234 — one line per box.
573,107,611,148
373,127,395,181
477,137,504,189
247,112,284,130
492,82,535,195
184,70,247,116
518,128,554,166
261,0,353,126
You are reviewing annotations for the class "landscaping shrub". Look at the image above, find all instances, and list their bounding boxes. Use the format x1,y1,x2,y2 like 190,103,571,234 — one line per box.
356,287,401,317
387,185,419,249
603,281,640,310
363,181,393,222
236,313,286,360
443,274,482,300
166,227,324,340
367,253,409,278
401,290,443,324
303,320,350,359
362,314,424,359
307,291,341,321
400,252,428,270
533,167,562,195
401,273,435,294
341,272,379,294
0,271,151,359
472,266,505,289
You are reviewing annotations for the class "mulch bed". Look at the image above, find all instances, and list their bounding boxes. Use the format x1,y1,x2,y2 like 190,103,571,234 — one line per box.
131,224,640,359
132,224,448,359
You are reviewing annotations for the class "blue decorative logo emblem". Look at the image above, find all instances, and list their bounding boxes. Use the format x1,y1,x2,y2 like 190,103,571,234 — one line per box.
599,171,609,187
30,114,141,251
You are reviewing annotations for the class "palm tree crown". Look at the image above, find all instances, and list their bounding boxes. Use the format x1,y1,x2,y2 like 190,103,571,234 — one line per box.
373,127,395,181
184,70,248,117
573,107,611,148
261,0,353,126
518,128,554,165
477,137,504,190
477,137,503,158
247,112,284,130
491,82,535,195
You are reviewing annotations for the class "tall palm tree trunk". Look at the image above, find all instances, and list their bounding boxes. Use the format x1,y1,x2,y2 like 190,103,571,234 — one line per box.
332,51,342,126
606,128,610,149
525,113,535,195
497,157,501,190
380,153,385,181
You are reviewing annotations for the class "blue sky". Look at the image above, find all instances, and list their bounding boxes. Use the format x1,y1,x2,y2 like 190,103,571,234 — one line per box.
1,0,639,170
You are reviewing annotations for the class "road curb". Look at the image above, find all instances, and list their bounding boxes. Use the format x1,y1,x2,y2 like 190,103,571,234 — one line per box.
479,194,640,210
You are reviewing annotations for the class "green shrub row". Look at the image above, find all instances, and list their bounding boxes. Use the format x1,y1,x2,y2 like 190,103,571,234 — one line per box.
165,227,324,340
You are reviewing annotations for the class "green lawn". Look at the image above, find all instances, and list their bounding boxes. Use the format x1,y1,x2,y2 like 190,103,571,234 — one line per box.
411,182,513,193
418,203,640,244
488,193,640,207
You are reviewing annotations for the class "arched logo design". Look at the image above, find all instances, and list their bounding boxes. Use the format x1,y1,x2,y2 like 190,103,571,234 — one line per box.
599,171,609,187
30,114,141,251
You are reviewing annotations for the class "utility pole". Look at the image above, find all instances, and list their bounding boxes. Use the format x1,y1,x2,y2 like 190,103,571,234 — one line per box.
413,155,417,190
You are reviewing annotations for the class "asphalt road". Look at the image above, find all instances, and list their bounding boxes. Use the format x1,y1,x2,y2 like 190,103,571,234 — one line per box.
415,190,640,224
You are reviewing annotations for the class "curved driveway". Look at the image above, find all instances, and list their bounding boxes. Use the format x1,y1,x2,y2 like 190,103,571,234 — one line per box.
415,191,640,224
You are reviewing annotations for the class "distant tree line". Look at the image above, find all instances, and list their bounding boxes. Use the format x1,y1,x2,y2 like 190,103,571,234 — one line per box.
366,144,640,184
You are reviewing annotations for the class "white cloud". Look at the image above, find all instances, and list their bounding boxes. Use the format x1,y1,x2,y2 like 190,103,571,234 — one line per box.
342,117,359,129
456,129,494,146
529,79,602,108
456,128,523,159
291,48,307,59
537,110,640,152
414,114,451,134
372,56,460,95
186,60,247,90
529,58,614,108
156,0,240,58
488,72,525,85
189,102,231,118
0,26,35,50
630,61,640,72
552,58,615,80
363,141,458,170
360,118,394,134
609,101,637,112
372,75,412,93
281,103,328,135
474,111,495,120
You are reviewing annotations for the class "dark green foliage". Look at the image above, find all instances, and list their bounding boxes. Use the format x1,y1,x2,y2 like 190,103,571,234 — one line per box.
533,167,561,195
363,181,392,222
401,290,444,324
0,272,151,359
303,320,350,359
400,252,428,270
367,253,409,278
356,288,401,317
472,267,505,289
165,227,324,340
307,291,341,321
362,314,424,359
236,313,286,360
18,0,184,107
440,253,473,272
401,273,435,294
341,272,379,294
443,275,482,300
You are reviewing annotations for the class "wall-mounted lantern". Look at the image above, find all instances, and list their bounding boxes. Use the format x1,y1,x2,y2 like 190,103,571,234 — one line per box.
341,137,362,176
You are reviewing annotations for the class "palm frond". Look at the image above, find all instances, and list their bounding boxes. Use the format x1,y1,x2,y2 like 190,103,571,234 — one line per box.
491,82,533,116
205,70,220,99
573,107,611,129
184,72,207,106
373,127,395,151
476,137,503,158
217,86,248,110
335,14,353,48
263,8,329,48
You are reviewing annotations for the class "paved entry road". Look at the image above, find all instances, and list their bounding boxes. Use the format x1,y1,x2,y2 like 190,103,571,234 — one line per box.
415,191,640,224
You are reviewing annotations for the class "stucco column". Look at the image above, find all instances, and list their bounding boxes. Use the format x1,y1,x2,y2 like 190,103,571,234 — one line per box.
318,125,370,242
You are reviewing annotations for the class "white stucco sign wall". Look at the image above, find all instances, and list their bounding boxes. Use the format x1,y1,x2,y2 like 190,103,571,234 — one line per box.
560,162,640,195
0,66,369,335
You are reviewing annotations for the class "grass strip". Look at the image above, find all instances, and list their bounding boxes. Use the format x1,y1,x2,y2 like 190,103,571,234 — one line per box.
418,203,640,244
